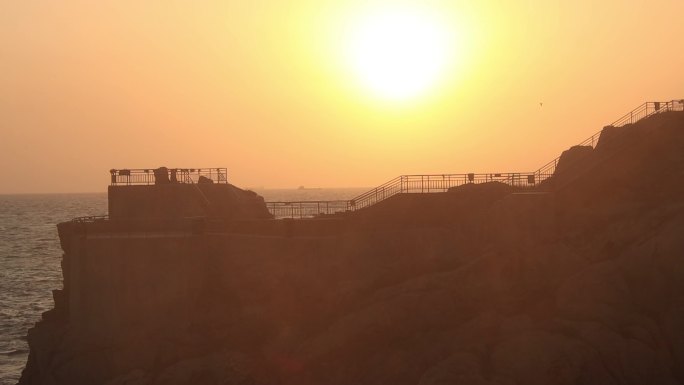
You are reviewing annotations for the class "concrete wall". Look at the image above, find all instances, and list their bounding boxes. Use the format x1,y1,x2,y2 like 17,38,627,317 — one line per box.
59,230,345,340
108,184,271,220
108,185,208,219
65,234,209,332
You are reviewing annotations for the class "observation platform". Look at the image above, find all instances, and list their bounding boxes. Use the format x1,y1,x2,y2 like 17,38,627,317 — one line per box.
106,167,270,221
110,167,228,186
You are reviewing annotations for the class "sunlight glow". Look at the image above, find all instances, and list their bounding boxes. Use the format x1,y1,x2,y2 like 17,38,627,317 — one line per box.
346,7,456,101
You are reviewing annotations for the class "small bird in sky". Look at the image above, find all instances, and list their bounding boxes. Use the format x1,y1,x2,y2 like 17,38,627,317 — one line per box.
539,102,543,107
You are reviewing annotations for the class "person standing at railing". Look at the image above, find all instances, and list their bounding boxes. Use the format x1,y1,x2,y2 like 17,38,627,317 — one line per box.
153,167,170,184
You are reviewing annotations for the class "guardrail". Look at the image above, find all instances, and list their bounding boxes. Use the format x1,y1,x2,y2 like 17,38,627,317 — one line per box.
611,100,683,127
266,201,350,219
110,168,228,186
71,215,109,223
265,173,537,218
267,99,684,219
349,173,536,211
533,100,684,183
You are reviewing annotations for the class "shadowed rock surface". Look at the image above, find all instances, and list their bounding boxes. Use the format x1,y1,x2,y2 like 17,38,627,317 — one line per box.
108,182,272,220
19,111,684,384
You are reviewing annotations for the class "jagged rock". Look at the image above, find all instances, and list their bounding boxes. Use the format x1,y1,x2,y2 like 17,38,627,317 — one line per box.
555,145,593,176
107,182,272,220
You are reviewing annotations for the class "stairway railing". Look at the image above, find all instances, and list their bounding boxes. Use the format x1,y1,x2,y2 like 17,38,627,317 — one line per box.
349,173,537,211
266,100,683,219
266,173,537,218
532,100,683,184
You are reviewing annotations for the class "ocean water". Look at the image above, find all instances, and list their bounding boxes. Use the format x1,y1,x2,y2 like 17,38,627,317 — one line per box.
0,193,108,384
0,188,366,384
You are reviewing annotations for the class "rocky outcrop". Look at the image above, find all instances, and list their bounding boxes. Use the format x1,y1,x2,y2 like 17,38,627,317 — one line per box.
107,183,271,220
20,111,684,384
554,145,593,176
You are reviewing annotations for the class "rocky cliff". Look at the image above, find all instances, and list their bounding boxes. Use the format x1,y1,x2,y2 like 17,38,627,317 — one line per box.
19,111,684,384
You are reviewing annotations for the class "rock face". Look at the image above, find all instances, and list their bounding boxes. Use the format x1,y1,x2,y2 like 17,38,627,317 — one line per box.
107,183,272,220
554,145,593,176
19,111,684,384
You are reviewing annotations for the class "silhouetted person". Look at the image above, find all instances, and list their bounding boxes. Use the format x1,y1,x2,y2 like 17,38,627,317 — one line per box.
170,169,178,183
154,167,170,184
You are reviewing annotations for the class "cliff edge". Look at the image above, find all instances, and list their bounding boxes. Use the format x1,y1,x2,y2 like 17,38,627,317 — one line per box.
19,111,684,384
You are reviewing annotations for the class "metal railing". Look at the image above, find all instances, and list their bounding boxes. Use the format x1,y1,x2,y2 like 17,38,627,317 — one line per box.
266,201,350,219
71,215,109,223
267,100,683,219
611,100,683,127
110,168,228,186
348,173,536,211
532,100,684,183
266,173,537,218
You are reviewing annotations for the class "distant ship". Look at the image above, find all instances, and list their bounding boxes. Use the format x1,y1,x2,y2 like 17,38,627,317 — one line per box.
297,186,322,190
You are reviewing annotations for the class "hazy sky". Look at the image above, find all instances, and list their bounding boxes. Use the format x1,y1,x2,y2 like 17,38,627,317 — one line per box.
1,0,682,193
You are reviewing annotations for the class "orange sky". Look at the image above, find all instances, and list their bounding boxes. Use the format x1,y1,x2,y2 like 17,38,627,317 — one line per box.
1,0,682,193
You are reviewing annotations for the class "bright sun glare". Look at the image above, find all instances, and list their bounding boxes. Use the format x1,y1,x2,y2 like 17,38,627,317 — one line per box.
347,7,454,102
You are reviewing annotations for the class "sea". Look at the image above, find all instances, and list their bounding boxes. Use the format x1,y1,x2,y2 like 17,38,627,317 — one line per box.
0,188,366,384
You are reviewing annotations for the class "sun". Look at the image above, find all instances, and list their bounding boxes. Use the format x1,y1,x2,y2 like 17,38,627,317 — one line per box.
346,7,455,102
